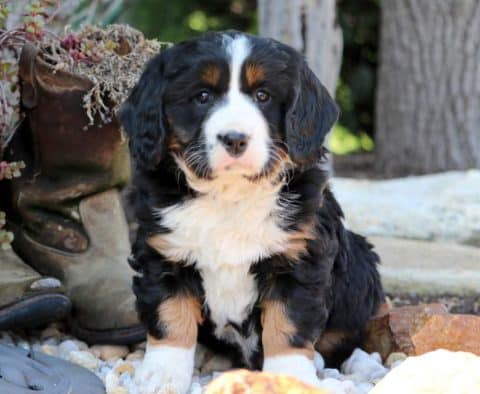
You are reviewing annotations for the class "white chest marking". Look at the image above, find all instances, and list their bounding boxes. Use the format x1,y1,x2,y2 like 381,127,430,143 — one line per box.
155,175,296,339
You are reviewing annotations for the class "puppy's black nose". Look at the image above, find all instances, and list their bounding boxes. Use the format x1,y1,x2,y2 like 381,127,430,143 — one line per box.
218,131,248,157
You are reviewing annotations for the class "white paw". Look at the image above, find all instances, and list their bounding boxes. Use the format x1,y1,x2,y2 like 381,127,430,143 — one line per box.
135,345,195,394
263,354,322,388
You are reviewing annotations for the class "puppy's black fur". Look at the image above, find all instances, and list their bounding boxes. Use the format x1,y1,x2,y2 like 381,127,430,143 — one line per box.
120,31,384,369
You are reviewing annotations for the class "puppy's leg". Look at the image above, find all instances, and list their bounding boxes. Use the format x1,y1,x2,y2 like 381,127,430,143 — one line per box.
135,295,202,394
261,300,321,387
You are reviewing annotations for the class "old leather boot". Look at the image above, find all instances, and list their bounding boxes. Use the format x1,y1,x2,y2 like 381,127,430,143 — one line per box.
5,44,144,344
0,248,70,330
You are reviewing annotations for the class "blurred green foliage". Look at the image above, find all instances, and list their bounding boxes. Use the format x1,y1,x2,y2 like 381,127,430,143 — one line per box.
337,0,380,141
125,0,256,42
124,0,379,154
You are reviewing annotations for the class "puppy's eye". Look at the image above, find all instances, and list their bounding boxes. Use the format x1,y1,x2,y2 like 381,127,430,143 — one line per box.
195,90,211,104
254,89,270,103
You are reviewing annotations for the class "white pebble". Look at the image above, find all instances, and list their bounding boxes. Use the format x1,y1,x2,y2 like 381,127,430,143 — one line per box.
105,371,120,393
341,348,388,382
69,350,99,371
90,344,130,361
17,340,30,351
0,333,14,345
189,382,203,394
29,277,61,289
322,368,344,380
58,340,79,359
385,352,407,368
318,378,358,394
40,344,58,356
356,382,374,394
314,351,325,372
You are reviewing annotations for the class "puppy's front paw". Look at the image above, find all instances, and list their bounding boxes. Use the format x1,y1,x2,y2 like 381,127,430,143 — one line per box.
135,345,195,394
263,354,321,388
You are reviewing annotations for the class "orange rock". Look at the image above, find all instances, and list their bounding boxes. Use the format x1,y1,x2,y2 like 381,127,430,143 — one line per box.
412,314,480,356
364,303,480,359
205,369,328,394
363,303,448,359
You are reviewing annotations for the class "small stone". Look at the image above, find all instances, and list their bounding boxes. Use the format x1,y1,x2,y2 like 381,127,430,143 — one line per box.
314,351,325,372
201,354,232,374
71,339,88,351
115,362,135,375
356,382,374,394
58,339,80,359
69,350,99,371
126,350,144,361
17,340,30,351
0,333,14,345
42,337,60,346
190,382,203,394
90,345,130,361
385,352,407,368
40,344,58,356
371,350,480,393
341,349,388,382
40,325,61,340
318,378,357,394
29,277,61,289
105,371,120,393
321,368,343,380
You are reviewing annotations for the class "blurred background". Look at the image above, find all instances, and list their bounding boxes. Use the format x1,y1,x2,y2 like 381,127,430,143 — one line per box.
124,0,382,177
5,0,479,179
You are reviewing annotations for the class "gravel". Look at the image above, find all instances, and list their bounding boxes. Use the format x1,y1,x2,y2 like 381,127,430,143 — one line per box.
0,324,407,394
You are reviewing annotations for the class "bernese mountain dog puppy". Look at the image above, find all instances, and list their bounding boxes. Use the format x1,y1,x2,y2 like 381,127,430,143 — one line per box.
119,31,384,393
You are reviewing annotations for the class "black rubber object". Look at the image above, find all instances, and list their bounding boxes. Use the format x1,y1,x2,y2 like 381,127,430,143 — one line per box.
0,294,71,331
0,344,105,394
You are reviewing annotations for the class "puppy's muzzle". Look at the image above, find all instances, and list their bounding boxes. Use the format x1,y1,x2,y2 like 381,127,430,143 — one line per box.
217,131,249,157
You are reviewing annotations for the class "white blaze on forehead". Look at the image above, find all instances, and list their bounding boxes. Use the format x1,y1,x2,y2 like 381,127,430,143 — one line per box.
224,34,251,94
204,34,271,175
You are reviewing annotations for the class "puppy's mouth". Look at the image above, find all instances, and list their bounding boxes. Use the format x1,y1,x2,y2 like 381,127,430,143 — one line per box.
177,141,290,183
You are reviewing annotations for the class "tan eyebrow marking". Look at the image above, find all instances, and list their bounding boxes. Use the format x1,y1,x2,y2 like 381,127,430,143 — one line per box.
201,64,221,86
245,63,265,87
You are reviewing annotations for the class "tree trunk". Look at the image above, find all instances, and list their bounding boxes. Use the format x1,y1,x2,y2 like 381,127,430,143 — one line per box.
258,0,342,174
376,0,480,177
258,0,342,96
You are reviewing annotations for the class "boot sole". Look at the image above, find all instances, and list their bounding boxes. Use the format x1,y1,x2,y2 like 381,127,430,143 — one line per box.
69,319,146,345
0,294,71,330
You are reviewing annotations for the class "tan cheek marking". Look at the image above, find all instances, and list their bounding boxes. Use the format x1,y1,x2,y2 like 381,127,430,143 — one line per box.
149,296,203,348
245,63,265,87
201,64,220,86
315,329,348,357
261,300,314,359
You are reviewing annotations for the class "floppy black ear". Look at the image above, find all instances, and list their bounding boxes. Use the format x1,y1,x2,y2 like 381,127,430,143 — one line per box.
285,60,339,166
118,53,169,170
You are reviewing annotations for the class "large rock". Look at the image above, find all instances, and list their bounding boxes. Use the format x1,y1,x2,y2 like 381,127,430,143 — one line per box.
372,236,480,296
331,170,480,246
364,304,480,359
206,370,329,394
371,350,480,393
